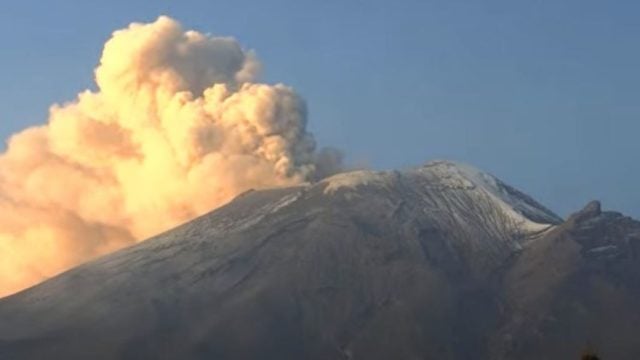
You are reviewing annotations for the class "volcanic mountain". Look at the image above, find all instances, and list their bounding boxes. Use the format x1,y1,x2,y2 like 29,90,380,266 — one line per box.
1,160,639,359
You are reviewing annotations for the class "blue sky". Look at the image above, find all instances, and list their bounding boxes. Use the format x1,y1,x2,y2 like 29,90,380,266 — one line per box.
1,0,638,217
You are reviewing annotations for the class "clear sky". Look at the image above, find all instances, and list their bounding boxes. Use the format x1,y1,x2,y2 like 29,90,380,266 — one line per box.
1,0,638,218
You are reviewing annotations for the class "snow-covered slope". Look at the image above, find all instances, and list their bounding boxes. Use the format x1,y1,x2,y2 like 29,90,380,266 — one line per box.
322,160,561,234
414,161,562,229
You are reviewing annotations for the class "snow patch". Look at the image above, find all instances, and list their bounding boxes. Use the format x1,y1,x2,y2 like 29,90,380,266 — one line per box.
420,160,560,232
587,245,618,254
267,192,302,214
321,170,393,194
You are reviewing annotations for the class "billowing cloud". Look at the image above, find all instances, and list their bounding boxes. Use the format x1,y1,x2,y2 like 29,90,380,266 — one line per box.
0,16,342,297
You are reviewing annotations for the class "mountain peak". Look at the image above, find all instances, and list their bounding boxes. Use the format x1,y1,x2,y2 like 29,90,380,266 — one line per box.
422,160,563,225
568,200,603,223
320,160,562,232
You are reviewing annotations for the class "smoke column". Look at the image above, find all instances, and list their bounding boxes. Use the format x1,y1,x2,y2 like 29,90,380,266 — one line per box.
0,16,342,297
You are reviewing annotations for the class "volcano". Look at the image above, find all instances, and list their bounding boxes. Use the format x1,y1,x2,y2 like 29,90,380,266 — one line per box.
1,160,639,359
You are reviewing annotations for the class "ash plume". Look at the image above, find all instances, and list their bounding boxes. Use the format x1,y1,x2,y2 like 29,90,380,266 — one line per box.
0,16,342,297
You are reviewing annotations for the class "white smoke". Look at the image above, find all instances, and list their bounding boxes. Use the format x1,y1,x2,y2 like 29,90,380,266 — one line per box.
0,16,342,297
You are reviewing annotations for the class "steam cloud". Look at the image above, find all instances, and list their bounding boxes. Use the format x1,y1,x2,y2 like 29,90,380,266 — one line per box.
0,16,342,297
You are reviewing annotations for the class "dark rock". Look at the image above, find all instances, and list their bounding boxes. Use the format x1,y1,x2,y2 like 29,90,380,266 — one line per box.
569,200,602,224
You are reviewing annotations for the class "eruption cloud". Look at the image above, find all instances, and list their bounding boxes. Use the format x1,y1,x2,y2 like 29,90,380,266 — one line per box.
0,16,342,297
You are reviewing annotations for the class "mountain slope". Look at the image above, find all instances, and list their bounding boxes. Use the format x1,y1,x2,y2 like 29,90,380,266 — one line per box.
0,160,638,360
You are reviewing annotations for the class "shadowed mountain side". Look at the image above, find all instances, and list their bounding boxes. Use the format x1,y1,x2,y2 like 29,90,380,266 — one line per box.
0,161,638,360
493,200,640,359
